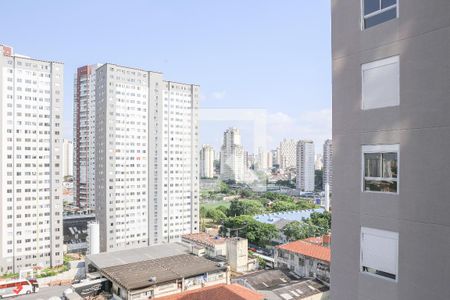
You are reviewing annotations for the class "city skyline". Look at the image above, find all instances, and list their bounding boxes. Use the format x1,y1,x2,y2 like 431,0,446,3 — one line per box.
0,1,331,152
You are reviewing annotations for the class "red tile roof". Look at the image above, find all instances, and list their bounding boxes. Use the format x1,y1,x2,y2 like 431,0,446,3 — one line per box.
157,284,264,300
277,239,331,263
303,234,331,246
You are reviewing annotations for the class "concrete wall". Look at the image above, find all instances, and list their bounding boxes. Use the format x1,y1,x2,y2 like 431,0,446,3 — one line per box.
331,1,450,299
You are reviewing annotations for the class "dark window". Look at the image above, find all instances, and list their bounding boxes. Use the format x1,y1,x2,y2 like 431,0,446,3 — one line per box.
363,151,398,193
363,0,397,29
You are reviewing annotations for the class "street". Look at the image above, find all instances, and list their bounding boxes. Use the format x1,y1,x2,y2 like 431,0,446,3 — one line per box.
14,285,69,300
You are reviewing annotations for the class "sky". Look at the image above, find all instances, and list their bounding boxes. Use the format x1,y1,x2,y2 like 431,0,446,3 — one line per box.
0,0,331,153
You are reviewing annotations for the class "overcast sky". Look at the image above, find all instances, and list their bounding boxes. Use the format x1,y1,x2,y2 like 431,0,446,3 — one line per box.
1,0,331,153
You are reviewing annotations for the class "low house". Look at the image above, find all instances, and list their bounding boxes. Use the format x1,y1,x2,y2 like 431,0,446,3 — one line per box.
157,283,264,300
181,232,227,257
274,236,331,285
85,242,231,300
233,269,329,300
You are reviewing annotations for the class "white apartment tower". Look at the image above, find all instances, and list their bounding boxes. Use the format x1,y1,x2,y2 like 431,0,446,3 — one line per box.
200,145,215,178
74,64,99,210
62,139,73,177
322,139,332,194
95,64,199,252
220,128,245,182
296,140,315,192
279,139,297,170
0,45,63,273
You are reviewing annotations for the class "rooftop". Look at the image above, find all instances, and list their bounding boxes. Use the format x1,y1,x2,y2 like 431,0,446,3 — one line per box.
86,242,191,269
182,232,227,248
254,208,325,225
234,269,329,300
277,239,331,263
157,284,264,300
100,254,227,291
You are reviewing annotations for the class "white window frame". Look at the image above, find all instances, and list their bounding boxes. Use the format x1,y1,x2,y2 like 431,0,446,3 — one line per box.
361,56,400,110
361,227,399,281
361,0,399,30
361,144,399,194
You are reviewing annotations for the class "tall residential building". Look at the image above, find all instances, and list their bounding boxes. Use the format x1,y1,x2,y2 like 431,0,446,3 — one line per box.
332,1,450,299
322,139,332,194
272,148,280,168
279,139,297,170
62,139,73,178
314,153,323,170
296,140,315,192
95,63,199,252
256,148,272,171
220,128,245,182
0,45,63,273
200,145,215,178
74,64,99,210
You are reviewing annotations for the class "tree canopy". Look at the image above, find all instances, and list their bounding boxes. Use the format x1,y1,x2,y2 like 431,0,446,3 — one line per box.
221,215,278,246
228,199,265,216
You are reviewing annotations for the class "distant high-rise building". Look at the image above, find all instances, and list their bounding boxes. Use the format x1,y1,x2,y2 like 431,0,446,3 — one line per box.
200,145,215,178
0,45,63,273
331,1,450,299
220,128,245,182
62,139,73,177
257,148,272,171
315,153,323,170
279,139,297,170
74,64,99,210
95,63,199,252
322,139,332,194
296,140,315,192
272,148,280,168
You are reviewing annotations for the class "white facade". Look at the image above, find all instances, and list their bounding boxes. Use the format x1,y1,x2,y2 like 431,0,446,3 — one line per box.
200,145,215,178
0,45,63,273
256,147,272,171
95,64,199,252
62,139,73,177
322,139,332,194
73,64,99,211
220,128,245,182
296,140,315,192
279,139,297,170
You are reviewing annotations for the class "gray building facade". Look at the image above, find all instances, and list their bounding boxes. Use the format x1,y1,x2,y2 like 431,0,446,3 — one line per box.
332,1,450,299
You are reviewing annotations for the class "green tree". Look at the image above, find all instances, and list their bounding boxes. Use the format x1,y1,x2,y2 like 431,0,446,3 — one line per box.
218,181,231,194
228,200,265,216
306,211,332,233
200,206,207,218
216,205,229,216
296,200,317,210
239,189,254,198
206,208,227,223
283,221,309,241
221,215,278,246
271,201,298,212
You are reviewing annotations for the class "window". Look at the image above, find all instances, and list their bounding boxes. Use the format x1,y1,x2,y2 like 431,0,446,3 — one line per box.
361,227,398,280
362,0,397,29
362,145,398,193
362,56,399,110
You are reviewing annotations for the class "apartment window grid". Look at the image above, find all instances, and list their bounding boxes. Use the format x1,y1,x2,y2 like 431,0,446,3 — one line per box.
362,145,399,194
362,0,398,29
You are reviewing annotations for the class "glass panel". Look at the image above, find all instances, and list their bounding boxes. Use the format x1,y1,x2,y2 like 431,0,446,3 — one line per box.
364,0,380,15
381,0,396,9
364,179,397,193
382,152,397,178
364,7,397,29
364,153,381,177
